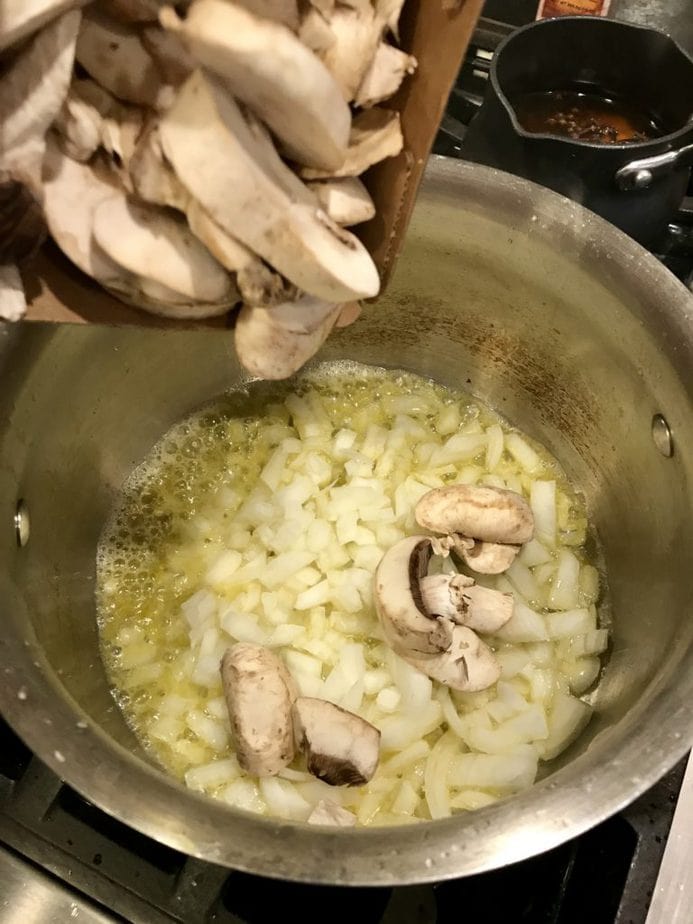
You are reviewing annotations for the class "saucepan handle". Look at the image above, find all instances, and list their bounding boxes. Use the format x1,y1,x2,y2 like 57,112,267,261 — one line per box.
616,143,693,191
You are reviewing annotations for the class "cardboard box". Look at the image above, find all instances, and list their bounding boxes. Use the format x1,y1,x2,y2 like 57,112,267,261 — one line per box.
23,0,484,328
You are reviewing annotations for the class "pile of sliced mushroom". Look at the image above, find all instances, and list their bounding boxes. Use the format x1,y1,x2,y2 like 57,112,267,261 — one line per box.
375,485,536,694
221,640,379,825
1,0,415,375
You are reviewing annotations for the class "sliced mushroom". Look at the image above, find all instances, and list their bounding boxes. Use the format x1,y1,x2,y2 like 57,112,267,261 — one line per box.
236,265,297,308
419,574,514,634
141,25,196,84
103,271,236,319
374,0,405,39
299,7,335,52
300,108,403,180
242,110,318,206
161,0,350,170
374,536,454,658
307,177,375,226
109,0,169,21
187,197,295,305
221,643,296,777
0,10,81,191
129,120,190,210
235,0,300,29
408,625,501,693
335,300,362,328
307,0,335,15
307,799,357,827
159,70,380,301
76,7,172,109
99,109,146,182
0,264,27,321
53,80,107,162
354,42,417,109
454,537,521,575
293,697,380,786
92,194,233,304
417,572,473,622
234,296,341,379
415,485,535,546
0,0,82,52
53,76,145,172
42,137,131,282
318,5,384,102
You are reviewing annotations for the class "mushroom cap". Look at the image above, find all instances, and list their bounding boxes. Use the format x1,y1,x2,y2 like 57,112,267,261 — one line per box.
293,697,380,786
408,625,501,693
374,535,454,658
234,297,341,380
415,484,535,545
221,643,297,777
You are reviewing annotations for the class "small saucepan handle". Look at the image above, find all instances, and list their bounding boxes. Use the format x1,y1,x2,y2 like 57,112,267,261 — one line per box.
616,143,693,191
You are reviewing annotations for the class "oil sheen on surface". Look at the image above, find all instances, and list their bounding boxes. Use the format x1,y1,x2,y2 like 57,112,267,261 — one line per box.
96,363,607,826
513,88,665,143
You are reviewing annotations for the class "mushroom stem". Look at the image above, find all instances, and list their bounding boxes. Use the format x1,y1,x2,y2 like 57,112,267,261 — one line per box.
419,574,514,634
455,537,521,575
409,626,501,693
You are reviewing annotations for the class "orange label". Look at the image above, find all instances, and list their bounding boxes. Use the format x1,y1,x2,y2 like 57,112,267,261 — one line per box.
536,0,611,17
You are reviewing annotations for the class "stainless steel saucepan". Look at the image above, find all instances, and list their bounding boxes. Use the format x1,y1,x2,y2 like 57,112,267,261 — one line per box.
1,157,693,884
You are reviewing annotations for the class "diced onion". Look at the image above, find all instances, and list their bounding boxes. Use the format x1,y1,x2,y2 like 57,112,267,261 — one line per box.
531,480,557,547
99,366,607,830
539,692,592,760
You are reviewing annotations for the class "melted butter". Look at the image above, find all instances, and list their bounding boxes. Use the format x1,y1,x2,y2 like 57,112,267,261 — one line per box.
97,363,593,782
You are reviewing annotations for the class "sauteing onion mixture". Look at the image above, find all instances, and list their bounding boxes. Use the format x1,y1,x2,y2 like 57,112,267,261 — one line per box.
97,364,608,827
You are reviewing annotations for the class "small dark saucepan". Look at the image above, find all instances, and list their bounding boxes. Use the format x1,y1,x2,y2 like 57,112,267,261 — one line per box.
462,16,693,245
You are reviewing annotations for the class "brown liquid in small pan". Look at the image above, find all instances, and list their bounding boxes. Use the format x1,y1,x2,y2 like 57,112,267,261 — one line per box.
513,89,665,144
